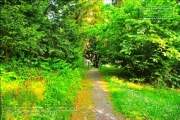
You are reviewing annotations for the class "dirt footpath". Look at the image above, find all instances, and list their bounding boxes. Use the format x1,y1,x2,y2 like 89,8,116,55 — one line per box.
72,68,124,120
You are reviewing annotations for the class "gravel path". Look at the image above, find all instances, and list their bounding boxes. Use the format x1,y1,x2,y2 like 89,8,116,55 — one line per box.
88,68,124,120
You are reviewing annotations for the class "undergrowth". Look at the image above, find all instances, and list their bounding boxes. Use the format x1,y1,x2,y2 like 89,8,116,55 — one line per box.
1,61,84,120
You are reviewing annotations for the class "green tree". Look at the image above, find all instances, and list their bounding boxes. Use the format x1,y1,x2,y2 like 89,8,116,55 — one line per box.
97,0,180,87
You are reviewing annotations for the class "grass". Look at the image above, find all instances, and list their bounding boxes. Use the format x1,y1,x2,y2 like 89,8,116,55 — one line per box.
100,66,180,120
1,63,84,120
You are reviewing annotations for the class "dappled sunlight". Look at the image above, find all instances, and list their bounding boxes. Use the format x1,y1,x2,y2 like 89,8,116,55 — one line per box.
102,64,111,67
29,80,46,100
95,81,109,91
109,76,155,91
1,0,179,119
1,81,20,94
100,66,180,119
126,83,143,90
129,111,141,117
110,87,126,92
110,76,124,84
1,79,46,106
144,85,154,91
103,71,180,119
1,79,47,119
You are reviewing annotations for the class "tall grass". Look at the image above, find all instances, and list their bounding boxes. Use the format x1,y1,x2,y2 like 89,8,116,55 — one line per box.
100,66,180,120
1,61,84,120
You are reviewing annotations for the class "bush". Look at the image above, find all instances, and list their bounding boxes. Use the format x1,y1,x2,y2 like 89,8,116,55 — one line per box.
1,60,84,120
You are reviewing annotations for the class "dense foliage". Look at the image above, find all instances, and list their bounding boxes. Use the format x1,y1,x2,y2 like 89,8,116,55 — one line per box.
0,0,88,119
1,0,180,119
95,0,180,88
0,0,85,67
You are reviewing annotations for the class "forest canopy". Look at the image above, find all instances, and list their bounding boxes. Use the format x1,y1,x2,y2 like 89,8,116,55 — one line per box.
1,0,180,88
